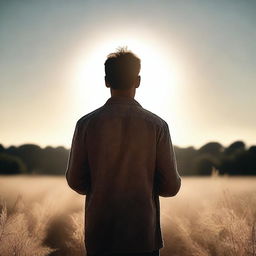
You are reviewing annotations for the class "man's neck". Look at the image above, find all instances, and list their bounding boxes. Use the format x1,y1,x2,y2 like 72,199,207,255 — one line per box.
110,88,136,98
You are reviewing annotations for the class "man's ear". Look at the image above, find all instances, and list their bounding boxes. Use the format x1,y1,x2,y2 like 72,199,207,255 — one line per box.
135,76,141,88
105,76,110,88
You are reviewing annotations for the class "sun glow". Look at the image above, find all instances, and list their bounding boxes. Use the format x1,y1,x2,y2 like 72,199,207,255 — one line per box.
72,37,179,122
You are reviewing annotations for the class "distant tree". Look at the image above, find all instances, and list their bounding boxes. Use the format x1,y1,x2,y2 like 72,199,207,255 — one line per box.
198,142,224,156
193,154,220,175
6,145,18,155
233,147,256,175
175,146,198,175
247,146,256,175
219,154,235,175
219,141,247,175
16,144,42,173
0,153,27,174
40,146,69,174
0,144,4,152
248,146,256,154
225,141,245,155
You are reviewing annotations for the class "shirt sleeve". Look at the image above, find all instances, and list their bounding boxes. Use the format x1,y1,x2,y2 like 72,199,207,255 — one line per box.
65,120,91,195
154,121,181,197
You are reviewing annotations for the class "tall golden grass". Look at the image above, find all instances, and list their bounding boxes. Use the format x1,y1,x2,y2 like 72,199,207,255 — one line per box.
0,175,255,256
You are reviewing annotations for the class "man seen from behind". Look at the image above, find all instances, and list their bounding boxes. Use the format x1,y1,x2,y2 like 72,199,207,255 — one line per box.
65,47,181,256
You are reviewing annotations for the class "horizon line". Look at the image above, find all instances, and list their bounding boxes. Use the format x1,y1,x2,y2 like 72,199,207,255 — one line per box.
1,140,255,151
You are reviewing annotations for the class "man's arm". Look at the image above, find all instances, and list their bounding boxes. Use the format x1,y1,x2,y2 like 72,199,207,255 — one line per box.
65,120,91,195
154,121,181,197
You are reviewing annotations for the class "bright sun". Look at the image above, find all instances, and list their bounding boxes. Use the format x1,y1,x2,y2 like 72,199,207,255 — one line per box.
72,37,178,122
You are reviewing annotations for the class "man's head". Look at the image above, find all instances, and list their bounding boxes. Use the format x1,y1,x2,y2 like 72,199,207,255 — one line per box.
104,47,141,91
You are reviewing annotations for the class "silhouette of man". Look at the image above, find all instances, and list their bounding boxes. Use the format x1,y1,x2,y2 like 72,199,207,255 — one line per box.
65,47,181,256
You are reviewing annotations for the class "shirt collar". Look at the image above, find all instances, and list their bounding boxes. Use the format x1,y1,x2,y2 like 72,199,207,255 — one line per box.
104,96,142,107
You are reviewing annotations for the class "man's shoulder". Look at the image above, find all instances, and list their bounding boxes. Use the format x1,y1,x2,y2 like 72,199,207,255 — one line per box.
136,106,168,129
76,106,105,126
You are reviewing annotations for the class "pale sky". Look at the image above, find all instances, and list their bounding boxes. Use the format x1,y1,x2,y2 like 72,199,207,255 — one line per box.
0,0,255,149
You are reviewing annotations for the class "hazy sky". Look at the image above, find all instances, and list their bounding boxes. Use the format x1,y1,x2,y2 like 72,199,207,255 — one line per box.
1,0,255,149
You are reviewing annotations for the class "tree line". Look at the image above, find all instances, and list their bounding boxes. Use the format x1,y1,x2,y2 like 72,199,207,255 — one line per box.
0,141,255,175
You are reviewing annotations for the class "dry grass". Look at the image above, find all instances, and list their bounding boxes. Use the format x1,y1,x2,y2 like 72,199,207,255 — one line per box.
0,175,255,256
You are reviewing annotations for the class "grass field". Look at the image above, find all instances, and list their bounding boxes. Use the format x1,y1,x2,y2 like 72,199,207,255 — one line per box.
0,176,255,256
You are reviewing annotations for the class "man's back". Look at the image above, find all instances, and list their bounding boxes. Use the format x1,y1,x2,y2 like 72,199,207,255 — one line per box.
66,95,181,255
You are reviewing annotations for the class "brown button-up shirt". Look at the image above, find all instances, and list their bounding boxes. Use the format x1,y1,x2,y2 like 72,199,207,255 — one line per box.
65,95,181,254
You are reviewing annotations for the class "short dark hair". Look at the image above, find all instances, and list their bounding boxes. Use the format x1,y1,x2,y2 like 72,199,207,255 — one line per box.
104,47,141,90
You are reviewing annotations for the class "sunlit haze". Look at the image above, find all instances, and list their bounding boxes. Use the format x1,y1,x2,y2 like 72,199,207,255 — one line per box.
1,0,255,149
